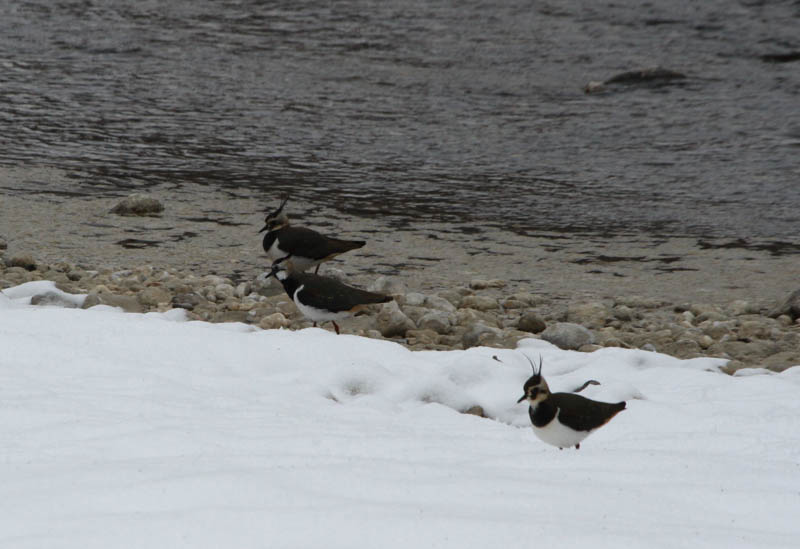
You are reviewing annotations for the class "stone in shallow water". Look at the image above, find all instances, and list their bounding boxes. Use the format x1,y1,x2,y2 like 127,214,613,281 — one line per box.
110,193,164,216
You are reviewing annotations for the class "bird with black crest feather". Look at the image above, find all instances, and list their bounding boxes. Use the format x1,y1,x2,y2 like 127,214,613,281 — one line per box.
267,256,392,335
259,195,366,274
517,355,626,450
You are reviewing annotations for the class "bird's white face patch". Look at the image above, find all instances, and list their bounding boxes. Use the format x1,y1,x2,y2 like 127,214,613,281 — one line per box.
274,269,289,281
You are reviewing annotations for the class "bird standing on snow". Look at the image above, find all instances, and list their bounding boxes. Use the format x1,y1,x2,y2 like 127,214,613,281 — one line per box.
267,258,392,334
517,356,625,450
259,195,366,274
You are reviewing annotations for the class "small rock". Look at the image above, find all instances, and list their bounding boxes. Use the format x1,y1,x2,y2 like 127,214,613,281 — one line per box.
462,323,502,349
436,289,463,308
138,286,172,307
578,344,603,353
777,314,793,327
403,292,426,307
425,295,457,313
721,360,748,375
469,279,490,290
728,300,758,316
702,321,733,340
769,289,800,320
214,310,250,323
462,405,486,418
376,301,416,338
82,292,143,313
540,322,594,350
762,351,800,373
612,305,635,322
459,295,498,311
0,237,7,252
738,319,774,341
367,276,405,295
214,283,235,300
30,292,79,309
567,301,608,329
417,311,454,335
517,310,546,334
171,292,206,311
259,312,291,330
8,255,37,271
234,282,252,299
697,335,714,349
406,329,439,345
615,296,665,309
110,193,164,216
664,339,702,359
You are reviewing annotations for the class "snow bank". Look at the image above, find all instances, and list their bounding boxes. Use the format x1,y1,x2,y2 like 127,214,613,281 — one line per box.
0,284,798,548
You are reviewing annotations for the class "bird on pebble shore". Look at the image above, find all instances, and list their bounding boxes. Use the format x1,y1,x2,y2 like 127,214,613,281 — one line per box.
517,355,626,450
259,195,365,274
267,257,392,334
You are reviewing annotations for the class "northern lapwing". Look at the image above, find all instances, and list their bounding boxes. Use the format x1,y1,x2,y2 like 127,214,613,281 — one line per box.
517,356,625,450
267,258,392,334
259,195,366,274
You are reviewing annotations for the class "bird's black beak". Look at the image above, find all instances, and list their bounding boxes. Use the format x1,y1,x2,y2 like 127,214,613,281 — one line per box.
258,223,269,234
517,395,526,404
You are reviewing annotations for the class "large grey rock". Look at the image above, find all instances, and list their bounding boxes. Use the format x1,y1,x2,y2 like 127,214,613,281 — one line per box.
376,301,415,338
769,289,800,320
417,310,454,335
110,193,164,216
540,322,595,350
30,291,79,309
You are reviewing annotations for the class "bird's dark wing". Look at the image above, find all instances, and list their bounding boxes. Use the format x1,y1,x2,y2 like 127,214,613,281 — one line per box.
296,273,392,312
278,227,364,260
550,393,625,432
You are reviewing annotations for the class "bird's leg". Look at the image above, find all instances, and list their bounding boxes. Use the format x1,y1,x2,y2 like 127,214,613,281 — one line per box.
313,321,317,328
314,264,320,274
575,443,580,450
332,321,341,335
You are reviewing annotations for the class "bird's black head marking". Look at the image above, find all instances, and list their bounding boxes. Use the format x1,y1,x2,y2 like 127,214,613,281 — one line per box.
260,194,290,233
517,355,549,404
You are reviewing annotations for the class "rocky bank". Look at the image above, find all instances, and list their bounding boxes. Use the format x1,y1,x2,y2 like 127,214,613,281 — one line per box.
2,250,798,375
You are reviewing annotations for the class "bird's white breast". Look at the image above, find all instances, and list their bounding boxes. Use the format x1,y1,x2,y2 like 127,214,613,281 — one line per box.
267,239,318,271
532,409,591,449
292,285,353,322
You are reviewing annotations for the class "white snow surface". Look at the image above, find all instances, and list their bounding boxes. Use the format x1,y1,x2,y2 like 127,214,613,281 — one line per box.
1,283,799,548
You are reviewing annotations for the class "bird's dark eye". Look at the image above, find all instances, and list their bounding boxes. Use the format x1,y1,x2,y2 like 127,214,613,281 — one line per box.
530,388,539,398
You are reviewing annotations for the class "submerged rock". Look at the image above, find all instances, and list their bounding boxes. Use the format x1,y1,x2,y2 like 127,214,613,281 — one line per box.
110,193,164,216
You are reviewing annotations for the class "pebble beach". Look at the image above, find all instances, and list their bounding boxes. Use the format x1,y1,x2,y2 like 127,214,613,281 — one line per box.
2,171,798,374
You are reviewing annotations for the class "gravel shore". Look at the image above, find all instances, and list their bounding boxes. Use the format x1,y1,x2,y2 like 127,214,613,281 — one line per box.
2,171,799,372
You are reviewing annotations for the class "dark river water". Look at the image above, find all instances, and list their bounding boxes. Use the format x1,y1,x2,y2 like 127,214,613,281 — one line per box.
1,0,799,242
